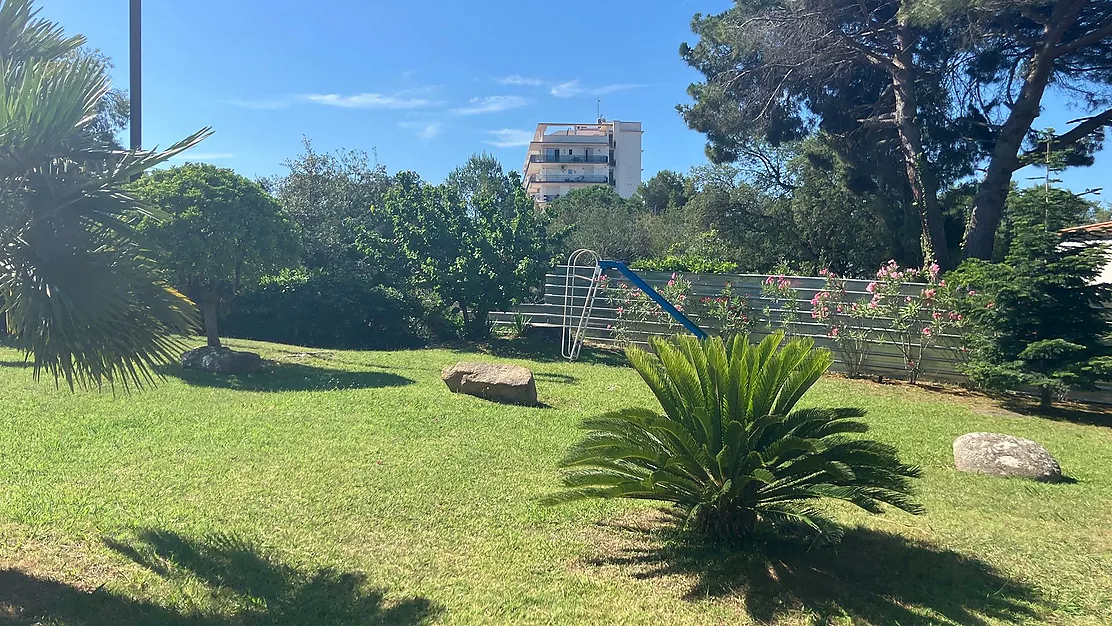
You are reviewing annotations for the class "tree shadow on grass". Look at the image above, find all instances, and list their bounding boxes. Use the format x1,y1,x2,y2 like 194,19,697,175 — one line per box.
460,336,628,368
999,397,1112,428
588,522,1041,626
1,530,441,625
162,361,415,393
0,359,32,368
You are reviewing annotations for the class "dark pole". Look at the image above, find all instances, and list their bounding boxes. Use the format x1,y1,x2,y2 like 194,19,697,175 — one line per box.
129,0,141,152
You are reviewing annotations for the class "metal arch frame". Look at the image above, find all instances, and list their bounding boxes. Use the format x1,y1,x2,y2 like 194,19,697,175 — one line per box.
560,250,707,361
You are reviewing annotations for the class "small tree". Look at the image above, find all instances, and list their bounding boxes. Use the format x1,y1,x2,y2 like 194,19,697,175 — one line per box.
374,160,557,339
950,188,1112,408
130,164,296,348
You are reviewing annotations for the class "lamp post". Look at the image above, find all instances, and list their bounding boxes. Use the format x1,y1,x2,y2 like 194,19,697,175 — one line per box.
129,0,141,152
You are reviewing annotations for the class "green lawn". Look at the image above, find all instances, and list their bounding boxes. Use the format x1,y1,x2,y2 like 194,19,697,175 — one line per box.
1,337,1110,625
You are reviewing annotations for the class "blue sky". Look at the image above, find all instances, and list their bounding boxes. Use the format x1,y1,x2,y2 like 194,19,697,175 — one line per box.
43,0,1108,198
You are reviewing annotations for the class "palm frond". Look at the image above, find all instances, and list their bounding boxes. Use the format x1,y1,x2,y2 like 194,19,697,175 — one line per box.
549,332,922,540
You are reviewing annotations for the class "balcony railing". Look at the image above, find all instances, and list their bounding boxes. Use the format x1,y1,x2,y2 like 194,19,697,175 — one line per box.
529,154,609,164
529,174,610,184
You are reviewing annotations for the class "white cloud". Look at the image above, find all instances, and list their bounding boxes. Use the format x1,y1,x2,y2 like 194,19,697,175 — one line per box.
400,121,442,139
483,129,533,148
303,92,441,109
550,79,645,98
225,98,290,110
453,95,528,115
496,74,543,86
596,83,644,95
170,151,234,161
550,79,583,98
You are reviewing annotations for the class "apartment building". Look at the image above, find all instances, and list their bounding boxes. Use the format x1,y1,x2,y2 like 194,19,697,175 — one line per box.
521,119,642,203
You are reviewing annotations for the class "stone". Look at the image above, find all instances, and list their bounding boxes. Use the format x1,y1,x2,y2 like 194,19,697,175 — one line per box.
953,432,1062,482
180,346,262,374
441,361,538,406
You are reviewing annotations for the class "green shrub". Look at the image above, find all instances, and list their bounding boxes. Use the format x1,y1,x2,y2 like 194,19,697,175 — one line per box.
631,254,739,274
222,270,436,350
948,189,1112,406
548,332,922,540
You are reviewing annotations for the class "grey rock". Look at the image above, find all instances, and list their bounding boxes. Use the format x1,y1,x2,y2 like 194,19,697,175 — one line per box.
181,346,262,374
441,361,538,406
953,432,1062,482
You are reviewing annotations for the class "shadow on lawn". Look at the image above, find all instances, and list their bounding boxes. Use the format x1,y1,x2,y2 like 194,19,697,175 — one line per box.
999,397,1112,428
0,530,442,626
0,359,32,368
589,523,1041,626
463,336,628,367
163,361,415,392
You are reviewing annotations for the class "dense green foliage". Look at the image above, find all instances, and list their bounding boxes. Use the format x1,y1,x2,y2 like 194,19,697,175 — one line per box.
0,0,207,389
550,333,922,539
368,158,557,338
221,270,434,350
950,188,1112,405
130,164,296,347
630,255,739,274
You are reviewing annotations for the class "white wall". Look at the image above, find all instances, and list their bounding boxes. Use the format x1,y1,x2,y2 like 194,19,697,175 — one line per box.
611,120,642,198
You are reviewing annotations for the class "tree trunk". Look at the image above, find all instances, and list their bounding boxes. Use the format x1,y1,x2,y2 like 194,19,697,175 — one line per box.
962,54,1055,260
202,297,221,348
1039,386,1053,411
962,0,1086,260
891,28,950,270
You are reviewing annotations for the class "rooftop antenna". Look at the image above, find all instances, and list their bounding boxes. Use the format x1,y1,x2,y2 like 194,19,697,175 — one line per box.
597,96,602,123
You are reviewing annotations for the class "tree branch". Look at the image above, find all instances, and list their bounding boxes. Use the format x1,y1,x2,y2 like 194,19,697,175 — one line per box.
1014,107,1112,169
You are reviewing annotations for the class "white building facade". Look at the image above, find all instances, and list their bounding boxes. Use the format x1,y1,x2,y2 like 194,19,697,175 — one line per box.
521,119,642,203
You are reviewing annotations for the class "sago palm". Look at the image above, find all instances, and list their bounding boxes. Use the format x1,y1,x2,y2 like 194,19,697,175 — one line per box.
549,332,922,539
0,0,210,389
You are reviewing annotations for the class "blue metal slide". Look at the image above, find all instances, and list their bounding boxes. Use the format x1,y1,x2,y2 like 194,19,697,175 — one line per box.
598,260,708,340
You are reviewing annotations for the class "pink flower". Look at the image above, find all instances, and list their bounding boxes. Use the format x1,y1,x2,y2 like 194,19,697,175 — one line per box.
675,304,684,312
667,280,675,287
968,290,977,296
765,276,775,285
836,305,843,313
606,324,614,330
819,268,829,276
779,278,791,289
922,327,932,336
986,301,995,309
939,279,946,287
866,282,877,293
933,311,942,320
671,273,677,280
830,327,840,337
905,296,913,303
923,288,936,299
616,307,624,314
928,262,940,277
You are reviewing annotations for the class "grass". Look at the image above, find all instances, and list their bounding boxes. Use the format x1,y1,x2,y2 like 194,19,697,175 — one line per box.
0,336,1110,625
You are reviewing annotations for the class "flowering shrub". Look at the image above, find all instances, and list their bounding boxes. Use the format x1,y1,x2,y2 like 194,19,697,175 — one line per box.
810,269,873,377
611,273,753,344
761,267,800,335
699,281,754,338
865,261,963,383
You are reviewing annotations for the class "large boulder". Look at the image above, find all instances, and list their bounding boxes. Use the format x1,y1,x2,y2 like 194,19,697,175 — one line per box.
181,346,262,374
441,361,538,406
953,432,1062,482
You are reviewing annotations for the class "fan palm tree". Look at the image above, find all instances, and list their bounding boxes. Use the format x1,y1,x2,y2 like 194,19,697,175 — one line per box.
0,0,211,389
549,332,922,539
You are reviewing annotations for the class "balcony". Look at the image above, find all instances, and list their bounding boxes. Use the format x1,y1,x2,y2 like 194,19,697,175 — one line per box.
529,174,610,184
529,154,608,164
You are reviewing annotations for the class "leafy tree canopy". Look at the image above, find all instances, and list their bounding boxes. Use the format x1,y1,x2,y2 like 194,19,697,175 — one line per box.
130,163,296,347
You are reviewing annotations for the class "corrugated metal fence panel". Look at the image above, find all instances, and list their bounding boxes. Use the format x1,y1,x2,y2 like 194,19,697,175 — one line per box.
492,267,966,382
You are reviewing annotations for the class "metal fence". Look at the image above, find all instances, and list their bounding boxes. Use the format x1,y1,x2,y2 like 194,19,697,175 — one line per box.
492,267,967,382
